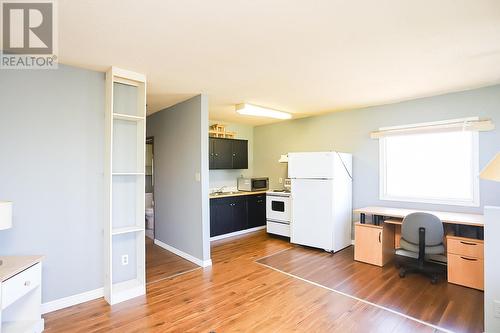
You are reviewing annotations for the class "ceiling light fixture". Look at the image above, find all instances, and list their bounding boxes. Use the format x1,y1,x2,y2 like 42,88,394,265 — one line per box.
236,103,292,120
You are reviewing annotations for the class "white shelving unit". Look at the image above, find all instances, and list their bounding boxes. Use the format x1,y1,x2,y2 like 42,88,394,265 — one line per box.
104,67,146,305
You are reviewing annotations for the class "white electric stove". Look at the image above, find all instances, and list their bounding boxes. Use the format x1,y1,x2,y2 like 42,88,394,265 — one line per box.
266,190,291,237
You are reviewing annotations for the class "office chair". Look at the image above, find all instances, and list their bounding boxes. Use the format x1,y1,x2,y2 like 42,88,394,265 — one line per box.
396,212,446,284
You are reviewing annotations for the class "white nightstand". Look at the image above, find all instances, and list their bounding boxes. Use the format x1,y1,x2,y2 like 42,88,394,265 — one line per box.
0,256,44,333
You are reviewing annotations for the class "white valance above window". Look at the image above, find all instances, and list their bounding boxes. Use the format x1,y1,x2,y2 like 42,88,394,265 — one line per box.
370,117,494,139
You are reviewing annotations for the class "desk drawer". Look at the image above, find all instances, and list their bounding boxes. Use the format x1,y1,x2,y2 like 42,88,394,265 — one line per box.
1,262,41,309
447,254,483,290
447,236,483,259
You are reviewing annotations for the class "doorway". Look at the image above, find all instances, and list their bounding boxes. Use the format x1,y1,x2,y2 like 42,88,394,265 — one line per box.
145,137,154,239
144,136,200,283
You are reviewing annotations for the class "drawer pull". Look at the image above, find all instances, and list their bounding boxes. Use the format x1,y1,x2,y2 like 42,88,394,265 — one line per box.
24,280,31,287
460,256,477,261
460,241,477,246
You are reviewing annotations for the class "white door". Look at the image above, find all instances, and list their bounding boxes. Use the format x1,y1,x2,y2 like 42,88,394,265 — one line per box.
290,178,334,251
288,152,335,179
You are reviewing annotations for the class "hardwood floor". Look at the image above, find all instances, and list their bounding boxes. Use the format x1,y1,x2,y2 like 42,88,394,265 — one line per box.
258,244,484,333
146,237,199,284
44,231,455,332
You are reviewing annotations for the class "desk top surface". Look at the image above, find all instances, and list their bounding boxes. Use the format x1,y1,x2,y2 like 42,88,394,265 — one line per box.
354,206,484,227
0,256,43,282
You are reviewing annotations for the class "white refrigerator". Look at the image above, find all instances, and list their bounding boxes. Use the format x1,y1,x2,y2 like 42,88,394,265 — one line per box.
288,152,352,252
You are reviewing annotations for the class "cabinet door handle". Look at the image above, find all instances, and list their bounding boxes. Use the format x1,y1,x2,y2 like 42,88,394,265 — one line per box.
24,280,31,287
378,232,381,243
460,256,478,261
460,241,477,246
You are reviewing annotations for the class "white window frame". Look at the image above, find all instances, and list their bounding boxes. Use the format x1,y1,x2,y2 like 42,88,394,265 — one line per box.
379,118,480,207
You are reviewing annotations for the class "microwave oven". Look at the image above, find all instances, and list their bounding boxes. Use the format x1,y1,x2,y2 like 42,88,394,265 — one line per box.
237,177,269,192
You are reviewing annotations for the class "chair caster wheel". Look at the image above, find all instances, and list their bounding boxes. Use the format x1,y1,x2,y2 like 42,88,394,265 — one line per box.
431,277,438,284
399,268,406,278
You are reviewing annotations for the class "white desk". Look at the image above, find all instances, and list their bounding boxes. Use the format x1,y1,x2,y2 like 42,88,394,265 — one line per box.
355,206,484,239
354,206,483,226
0,256,44,333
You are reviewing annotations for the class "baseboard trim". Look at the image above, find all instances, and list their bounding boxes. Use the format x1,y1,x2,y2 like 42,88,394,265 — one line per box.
154,239,212,267
41,287,104,314
110,284,145,305
201,259,212,267
210,226,266,242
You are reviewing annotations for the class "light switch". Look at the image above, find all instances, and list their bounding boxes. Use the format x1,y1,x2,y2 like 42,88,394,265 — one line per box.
195,172,201,182
279,177,283,184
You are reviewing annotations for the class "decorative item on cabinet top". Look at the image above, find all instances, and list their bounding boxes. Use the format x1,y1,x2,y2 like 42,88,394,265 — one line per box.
209,124,236,138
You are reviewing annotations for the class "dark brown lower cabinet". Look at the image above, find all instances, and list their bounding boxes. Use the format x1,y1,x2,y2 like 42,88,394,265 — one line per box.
247,194,266,228
210,194,266,237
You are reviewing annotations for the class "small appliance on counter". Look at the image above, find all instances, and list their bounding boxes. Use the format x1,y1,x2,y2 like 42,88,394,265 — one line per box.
237,177,269,192
284,178,291,192
267,178,291,193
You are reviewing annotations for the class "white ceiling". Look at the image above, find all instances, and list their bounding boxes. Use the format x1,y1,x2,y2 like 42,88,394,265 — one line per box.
58,0,500,125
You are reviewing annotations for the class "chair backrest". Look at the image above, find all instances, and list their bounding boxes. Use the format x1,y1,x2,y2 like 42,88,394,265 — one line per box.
401,212,443,246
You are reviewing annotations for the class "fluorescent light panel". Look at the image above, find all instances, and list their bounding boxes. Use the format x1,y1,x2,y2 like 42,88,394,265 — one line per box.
236,103,292,119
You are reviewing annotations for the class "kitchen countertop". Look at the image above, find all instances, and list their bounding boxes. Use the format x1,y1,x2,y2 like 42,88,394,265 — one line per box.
209,190,268,199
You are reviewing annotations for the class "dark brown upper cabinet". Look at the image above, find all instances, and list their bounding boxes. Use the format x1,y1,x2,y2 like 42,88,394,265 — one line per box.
209,137,248,170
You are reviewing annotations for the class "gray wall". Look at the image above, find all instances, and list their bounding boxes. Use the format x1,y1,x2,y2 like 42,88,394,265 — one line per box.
0,65,105,302
147,95,210,262
254,85,500,215
208,121,255,191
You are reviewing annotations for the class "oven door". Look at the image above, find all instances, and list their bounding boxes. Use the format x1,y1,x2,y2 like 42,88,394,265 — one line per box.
266,195,291,222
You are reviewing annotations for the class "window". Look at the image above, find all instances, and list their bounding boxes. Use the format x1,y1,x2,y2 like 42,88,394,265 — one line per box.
379,121,479,206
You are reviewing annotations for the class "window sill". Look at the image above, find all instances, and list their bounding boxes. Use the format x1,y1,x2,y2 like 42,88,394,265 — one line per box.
379,195,480,208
